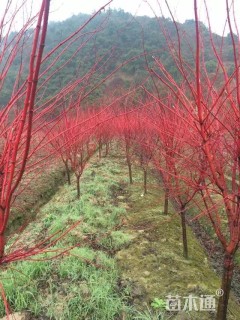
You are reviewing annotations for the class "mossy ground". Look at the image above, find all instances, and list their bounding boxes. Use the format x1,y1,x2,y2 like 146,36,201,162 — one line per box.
115,155,240,320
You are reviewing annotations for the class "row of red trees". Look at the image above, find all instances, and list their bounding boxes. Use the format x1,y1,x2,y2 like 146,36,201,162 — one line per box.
146,1,240,319
9,87,236,320
0,0,113,263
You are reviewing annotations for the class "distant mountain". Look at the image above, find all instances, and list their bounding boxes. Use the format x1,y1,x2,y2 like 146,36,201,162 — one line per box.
1,9,235,107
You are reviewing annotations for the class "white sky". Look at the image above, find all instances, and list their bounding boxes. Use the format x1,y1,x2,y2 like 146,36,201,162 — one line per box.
48,0,240,35
1,0,240,36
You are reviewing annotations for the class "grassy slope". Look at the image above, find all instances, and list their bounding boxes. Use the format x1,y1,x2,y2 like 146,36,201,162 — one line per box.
1,150,240,319
1,155,132,319
8,162,65,236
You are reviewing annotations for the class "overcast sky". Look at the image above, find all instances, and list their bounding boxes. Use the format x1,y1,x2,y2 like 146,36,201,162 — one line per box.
48,0,239,35
1,0,240,35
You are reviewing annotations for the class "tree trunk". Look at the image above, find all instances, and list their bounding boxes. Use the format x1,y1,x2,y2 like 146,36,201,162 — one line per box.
180,206,188,259
125,143,133,184
0,233,4,260
98,142,102,159
127,160,133,184
143,169,147,195
0,210,4,260
105,143,109,157
76,176,81,199
164,188,169,215
216,252,234,320
64,160,71,185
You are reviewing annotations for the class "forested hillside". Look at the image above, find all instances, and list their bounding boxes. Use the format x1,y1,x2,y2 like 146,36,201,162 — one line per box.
1,9,235,107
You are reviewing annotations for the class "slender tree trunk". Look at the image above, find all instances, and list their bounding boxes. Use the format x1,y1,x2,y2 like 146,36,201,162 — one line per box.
180,205,188,259
143,169,147,195
0,210,5,259
98,142,102,159
105,143,109,157
125,143,133,184
64,160,71,185
76,176,81,199
0,233,4,260
164,188,169,215
216,252,234,320
127,160,133,184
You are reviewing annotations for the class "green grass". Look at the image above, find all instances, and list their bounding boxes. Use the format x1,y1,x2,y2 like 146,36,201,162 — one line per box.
8,164,66,236
0,155,133,319
132,307,169,320
0,260,52,316
0,247,128,319
46,247,125,320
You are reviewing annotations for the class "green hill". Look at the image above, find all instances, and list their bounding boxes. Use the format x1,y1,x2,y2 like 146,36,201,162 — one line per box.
1,9,235,106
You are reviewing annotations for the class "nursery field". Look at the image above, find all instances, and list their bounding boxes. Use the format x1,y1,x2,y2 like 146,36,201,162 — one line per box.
1,150,240,320
1,2,240,320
